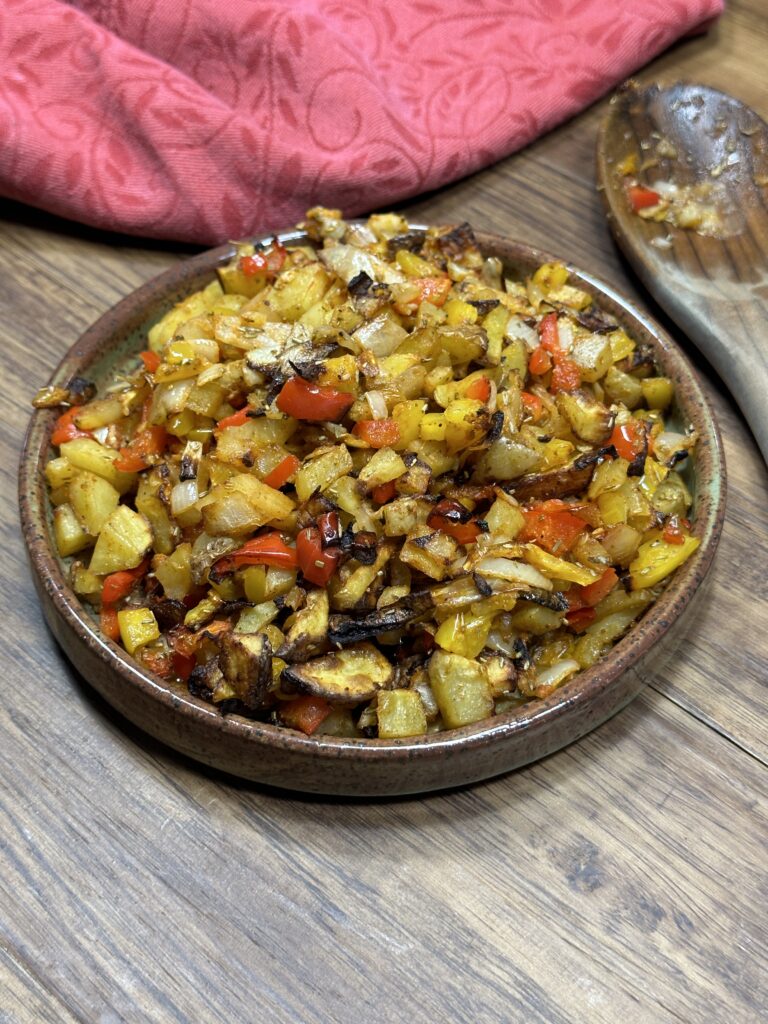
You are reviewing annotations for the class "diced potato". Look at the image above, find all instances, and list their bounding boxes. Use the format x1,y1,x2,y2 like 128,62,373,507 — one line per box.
154,543,193,600
399,526,458,580
89,506,153,575
603,365,643,409
148,279,224,350
73,396,126,431
295,445,354,503
641,376,674,410
428,650,493,728
483,305,510,365
507,604,564,635
485,496,525,542
53,503,93,557
443,398,490,453
316,354,358,393
45,456,79,490
267,262,332,322
377,690,428,738
331,545,392,611
70,561,102,599
68,470,120,536
555,390,613,444
200,474,295,536
59,438,137,495
357,447,407,491
135,472,177,556
118,608,160,655
382,496,432,537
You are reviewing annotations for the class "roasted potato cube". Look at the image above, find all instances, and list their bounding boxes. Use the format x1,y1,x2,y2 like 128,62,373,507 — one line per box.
277,589,329,662
570,333,613,383
88,506,153,575
219,632,273,710
357,447,407,491
68,470,120,536
59,438,137,495
399,526,458,580
295,445,353,503
428,650,493,728
53,503,93,557
555,390,614,444
377,689,428,738
154,542,193,600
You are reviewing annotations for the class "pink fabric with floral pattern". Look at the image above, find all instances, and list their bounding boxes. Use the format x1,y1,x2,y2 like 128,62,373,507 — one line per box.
0,0,723,244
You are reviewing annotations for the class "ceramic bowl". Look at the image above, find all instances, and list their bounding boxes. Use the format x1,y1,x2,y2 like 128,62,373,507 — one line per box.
19,228,726,796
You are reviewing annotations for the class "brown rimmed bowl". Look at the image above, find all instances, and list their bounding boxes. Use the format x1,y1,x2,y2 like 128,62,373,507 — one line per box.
19,227,726,796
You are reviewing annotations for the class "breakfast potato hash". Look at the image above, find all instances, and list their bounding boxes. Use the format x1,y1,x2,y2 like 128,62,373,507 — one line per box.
34,209,699,739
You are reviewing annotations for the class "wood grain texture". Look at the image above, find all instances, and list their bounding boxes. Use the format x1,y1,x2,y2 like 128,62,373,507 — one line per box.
2,0,767,1020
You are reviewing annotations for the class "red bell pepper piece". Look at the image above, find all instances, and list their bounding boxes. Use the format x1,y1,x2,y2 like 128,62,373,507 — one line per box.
538,312,560,353
566,607,597,632
352,418,401,448
520,501,587,554
114,426,167,472
296,526,341,586
550,357,581,393
139,350,161,373
465,377,491,403
413,276,452,307
276,377,355,422
427,500,481,545
370,480,397,505
101,559,150,604
50,407,92,446
568,567,619,612
140,649,173,678
240,241,287,277
316,511,342,547
627,185,661,212
172,650,196,682
662,518,686,545
528,346,552,376
216,406,252,430
230,533,299,569
262,453,300,489
609,421,646,462
279,695,333,735
99,605,120,641
521,391,544,422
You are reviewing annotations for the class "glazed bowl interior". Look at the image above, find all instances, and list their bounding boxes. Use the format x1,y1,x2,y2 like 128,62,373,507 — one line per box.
19,226,725,795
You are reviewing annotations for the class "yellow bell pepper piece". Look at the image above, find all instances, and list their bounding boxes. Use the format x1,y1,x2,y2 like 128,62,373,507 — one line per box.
523,544,601,587
118,608,160,655
435,611,493,658
629,535,699,590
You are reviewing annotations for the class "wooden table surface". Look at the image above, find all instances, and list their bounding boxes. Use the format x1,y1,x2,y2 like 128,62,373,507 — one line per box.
2,3,766,1021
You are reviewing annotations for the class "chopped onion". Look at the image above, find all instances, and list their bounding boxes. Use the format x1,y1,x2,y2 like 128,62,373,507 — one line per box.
557,318,574,355
365,390,389,420
475,557,553,591
353,314,408,356
534,659,580,689
92,427,109,444
505,315,539,351
320,245,405,286
653,430,695,465
170,479,199,517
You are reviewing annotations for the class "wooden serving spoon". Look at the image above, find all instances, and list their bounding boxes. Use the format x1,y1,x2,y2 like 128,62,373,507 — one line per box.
597,81,768,462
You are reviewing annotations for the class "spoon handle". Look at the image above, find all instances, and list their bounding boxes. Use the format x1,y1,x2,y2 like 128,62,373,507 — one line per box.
632,267,768,463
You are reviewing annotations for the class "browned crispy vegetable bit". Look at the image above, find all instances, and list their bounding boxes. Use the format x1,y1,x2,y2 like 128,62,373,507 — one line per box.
37,208,700,738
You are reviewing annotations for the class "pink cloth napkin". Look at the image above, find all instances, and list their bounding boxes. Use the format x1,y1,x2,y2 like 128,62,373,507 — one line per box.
0,0,723,244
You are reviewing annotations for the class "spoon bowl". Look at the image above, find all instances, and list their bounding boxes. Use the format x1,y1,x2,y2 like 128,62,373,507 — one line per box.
597,80,768,461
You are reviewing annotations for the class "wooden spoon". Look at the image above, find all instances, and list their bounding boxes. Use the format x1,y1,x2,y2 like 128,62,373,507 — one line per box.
597,81,768,462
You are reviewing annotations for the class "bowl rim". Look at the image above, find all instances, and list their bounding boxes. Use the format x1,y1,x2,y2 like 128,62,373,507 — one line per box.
19,224,726,765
